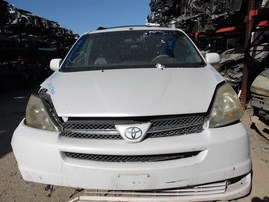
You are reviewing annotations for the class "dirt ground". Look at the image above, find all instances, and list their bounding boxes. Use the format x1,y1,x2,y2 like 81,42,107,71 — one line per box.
0,88,268,202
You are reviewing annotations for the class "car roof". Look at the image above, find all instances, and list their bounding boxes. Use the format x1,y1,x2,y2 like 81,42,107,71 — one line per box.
87,25,183,35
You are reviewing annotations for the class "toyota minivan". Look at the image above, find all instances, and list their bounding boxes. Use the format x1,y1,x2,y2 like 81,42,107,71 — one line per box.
12,26,251,201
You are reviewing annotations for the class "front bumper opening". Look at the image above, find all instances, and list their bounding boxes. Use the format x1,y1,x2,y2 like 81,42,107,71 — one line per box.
69,173,251,202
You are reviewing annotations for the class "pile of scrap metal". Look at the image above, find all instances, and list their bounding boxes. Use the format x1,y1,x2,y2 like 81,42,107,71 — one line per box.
218,47,245,93
147,0,247,33
0,0,78,91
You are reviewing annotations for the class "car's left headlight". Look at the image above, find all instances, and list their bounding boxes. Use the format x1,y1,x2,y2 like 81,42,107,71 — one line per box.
208,82,243,128
25,94,61,132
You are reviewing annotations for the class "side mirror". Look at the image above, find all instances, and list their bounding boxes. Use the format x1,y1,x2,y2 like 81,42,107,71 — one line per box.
50,58,62,71
205,53,220,65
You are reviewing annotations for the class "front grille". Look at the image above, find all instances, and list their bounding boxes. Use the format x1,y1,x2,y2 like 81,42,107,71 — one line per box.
148,125,203,138
150,115,204,131
63,121,115,130
63,131,122,139
61,114,205,140
64,151,201,162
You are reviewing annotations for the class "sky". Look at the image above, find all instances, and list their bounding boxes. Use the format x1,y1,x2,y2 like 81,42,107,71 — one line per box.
6,0,151,35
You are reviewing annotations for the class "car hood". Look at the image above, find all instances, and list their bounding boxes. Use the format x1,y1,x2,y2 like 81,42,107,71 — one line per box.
41,66,223,117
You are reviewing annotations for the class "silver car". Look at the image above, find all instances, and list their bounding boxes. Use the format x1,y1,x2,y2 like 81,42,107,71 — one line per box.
12,26,251,201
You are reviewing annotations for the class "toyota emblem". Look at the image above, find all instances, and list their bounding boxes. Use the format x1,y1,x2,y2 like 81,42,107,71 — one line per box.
124,127,143,140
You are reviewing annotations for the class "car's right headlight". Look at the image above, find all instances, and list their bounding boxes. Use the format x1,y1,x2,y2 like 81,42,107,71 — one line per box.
25,94,60,132
208,82,243,128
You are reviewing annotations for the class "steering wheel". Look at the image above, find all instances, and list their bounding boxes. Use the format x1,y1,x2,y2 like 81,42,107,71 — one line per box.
151,54,171,63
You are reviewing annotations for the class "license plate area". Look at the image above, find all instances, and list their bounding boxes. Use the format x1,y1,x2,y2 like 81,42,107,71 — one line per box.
115,173,151,189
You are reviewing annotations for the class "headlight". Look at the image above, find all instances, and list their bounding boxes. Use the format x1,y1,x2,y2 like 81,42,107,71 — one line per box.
208,82,243,128
25,94,60,132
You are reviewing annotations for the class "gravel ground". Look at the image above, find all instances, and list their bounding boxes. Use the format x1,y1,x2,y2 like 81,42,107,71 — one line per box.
0,88,268,202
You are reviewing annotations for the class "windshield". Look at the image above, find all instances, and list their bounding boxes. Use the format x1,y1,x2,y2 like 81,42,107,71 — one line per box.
61,30,205,71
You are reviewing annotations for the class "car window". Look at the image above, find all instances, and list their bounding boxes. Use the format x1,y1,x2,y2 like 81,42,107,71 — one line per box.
61,30,205,71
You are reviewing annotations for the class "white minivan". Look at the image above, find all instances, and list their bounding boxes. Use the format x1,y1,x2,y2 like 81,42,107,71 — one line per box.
12,26,251,201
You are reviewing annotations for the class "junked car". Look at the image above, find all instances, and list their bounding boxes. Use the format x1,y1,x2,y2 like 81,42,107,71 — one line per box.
12,26,251,201
250,68,269,139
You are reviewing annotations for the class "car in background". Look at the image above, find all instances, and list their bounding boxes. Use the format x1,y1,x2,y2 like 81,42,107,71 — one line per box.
12,26,251,201
250,68,269,139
